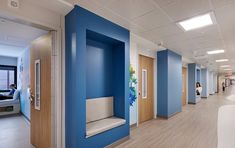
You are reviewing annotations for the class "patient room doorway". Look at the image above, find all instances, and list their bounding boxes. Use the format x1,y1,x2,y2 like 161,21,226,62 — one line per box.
0,17,53,148
138,55,154,124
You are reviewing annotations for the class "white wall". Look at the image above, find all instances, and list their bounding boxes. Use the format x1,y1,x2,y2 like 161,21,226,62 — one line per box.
0,0,64,30
129,33,157,125
213,73,218,93
209,71,214,95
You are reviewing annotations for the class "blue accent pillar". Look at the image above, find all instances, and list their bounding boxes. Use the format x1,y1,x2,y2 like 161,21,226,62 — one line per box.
188,63,201,103
157,49,182,118
201,68,209,98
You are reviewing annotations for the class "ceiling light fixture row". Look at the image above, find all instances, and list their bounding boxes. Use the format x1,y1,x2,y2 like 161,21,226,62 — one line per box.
216,59,229,62
207,49,224,55
177,12,216,31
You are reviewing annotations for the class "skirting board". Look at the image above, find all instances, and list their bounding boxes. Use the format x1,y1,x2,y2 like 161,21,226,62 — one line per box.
130,123,137,129
157,110,182,119
188,102,196,105
105,136,130,148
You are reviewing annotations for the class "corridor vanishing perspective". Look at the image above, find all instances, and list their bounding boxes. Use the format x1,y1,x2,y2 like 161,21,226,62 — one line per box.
116,86,235,148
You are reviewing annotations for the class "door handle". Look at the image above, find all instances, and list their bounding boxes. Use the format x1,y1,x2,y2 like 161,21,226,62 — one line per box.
29,88,34,105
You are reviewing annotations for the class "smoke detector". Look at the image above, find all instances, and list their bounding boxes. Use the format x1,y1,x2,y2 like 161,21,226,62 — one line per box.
8,0,20,9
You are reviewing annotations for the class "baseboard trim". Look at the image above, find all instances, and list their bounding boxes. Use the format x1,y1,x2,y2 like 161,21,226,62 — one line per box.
0,113,20,118
130,123,137,129
20,112,30,124
157,110,182,119
201,97,208,98
20,112,30,121
105,136,130,148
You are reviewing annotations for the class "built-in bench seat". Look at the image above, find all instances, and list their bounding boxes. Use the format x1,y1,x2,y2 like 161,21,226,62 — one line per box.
86,117,126,138
86,97,126,138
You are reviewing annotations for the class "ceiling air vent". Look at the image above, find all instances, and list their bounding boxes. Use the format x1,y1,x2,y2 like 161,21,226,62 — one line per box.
8,0,19,9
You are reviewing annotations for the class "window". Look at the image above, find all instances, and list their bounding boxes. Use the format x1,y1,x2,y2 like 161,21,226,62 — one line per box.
0,65,17,91
142,69,147,99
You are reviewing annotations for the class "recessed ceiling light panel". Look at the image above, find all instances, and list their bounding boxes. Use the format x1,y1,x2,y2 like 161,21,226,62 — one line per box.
216,59,228,62
207,49,224,55
177,12,216,31
220,65,230,68
224,69,232,71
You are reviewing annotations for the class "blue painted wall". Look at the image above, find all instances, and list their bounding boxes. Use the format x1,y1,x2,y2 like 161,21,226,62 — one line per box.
201,68,209,98
157,50,168,117
65,5,130,148
86,39,113,98
197,69,201,83
188,63,201,103
0,56,17,66
188,63,196,103
157,49,182,118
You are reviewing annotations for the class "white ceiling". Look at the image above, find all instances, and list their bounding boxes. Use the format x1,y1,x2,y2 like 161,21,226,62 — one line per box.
0,18,48,57
75,0,235,73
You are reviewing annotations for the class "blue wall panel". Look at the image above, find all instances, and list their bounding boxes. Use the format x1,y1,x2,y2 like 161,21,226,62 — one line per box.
86,39,113,98
157,50,168,117
157,49,182,118
188,64,196,103
0,56,17,66
65,5,130,148
167,50,182,116
197,69,201,83
188,63,201,103
201,68,209,98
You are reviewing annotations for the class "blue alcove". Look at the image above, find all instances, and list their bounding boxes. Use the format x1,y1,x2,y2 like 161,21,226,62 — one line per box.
65,5,130,148
188,63,201,104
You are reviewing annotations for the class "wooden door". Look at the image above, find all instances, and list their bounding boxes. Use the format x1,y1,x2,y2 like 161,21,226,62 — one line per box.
30,33,52,148
138,55,154,123
182,67,187,106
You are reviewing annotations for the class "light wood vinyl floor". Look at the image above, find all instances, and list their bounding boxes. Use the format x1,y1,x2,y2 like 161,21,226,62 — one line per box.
0,115,33,148
116,86,235,148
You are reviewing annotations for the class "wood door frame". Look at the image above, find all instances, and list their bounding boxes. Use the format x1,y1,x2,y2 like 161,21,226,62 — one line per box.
136,53,156,126
0,14,63,148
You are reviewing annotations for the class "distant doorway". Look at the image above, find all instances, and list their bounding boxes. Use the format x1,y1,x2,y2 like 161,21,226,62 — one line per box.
182,67,187,106
138,55,154,123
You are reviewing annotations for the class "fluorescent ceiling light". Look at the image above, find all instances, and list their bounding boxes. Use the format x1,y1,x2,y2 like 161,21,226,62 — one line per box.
224,69,232,71
207,49,224,55
220,65,230,68
216,59,228,62
177,13,214,31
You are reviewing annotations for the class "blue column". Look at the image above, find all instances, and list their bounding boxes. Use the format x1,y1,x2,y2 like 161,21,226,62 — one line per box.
188,63,201,103
201,68,209,98
157,49,182,118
